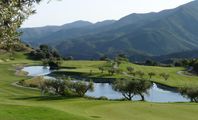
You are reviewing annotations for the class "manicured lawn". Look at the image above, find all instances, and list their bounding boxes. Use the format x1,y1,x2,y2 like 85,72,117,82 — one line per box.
55,60,198,87
0,104,89,120
0,53,198,120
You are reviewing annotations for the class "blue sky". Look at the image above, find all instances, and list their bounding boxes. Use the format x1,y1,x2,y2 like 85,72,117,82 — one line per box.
22,0,193,28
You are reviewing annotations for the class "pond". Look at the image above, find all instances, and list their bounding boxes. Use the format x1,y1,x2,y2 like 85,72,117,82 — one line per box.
22,66,189,102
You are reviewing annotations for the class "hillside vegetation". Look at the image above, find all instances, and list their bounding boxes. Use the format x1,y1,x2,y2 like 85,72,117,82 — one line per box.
21,0,198,60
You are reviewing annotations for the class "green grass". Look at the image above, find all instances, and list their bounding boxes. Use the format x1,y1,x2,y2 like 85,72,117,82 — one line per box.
0,104,88,120
1,53,198,120
56,60,198,88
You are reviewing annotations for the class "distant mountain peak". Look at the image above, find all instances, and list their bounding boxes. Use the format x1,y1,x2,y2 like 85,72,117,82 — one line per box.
21,0,198,60
61,20,93,29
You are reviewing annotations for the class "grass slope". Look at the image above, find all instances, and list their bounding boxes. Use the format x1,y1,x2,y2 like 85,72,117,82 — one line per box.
55,60,198,87
0,52,198,120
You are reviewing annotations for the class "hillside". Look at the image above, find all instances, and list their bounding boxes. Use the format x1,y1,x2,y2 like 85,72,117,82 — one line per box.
21,0,198,60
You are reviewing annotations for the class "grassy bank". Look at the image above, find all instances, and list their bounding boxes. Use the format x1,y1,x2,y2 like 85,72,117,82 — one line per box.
53,60,198,88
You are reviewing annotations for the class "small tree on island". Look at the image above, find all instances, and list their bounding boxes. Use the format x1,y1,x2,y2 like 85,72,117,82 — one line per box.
131,72,136,77
98,66,105,74
113,78,152,101
136,71,145,78
148,72,156,79
160,73,170,81
127,66,134,74
108,68,116,75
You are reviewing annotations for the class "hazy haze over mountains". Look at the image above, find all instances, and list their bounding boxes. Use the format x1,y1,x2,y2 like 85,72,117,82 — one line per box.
21,0,198,60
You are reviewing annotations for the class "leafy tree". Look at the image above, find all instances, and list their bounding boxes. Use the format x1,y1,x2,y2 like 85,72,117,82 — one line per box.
115,68,123,74
148,72,156,79
72,81,94,97
131,72,136,77
160,73,170,81
145,60,158,66
136,71,145,78
108,67,116,75
180,87,198,102
47,58,62,70
127,66,134,74
113,78,152,101
115,54,128,67
98,66,105,73
45,78,66,96
0,0,41,52
99,55,108,61
63,56,74,60
40,44,49,51
192,60,198,74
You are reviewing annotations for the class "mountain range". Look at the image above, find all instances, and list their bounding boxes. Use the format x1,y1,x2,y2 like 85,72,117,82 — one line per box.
21,0,198,60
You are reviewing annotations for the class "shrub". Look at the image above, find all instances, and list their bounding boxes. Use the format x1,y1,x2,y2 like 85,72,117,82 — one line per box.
98,96,108,100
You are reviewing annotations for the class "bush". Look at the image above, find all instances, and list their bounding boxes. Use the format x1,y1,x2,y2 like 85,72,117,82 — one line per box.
19,76,44,88
98,96,108,100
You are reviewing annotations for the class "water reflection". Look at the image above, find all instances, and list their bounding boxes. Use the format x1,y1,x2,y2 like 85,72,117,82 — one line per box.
22,66,189,102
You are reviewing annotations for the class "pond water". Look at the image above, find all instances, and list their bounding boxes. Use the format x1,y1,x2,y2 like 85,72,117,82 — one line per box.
22,66,189,102
22,66,51,76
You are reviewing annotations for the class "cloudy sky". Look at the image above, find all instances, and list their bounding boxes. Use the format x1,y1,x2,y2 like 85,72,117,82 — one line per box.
22,0,193,28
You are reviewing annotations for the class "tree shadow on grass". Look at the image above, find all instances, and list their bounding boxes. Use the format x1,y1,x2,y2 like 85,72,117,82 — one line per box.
12,96,81,101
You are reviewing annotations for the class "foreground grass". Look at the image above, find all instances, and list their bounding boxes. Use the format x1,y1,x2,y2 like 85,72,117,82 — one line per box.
1,53,198,120
0,104,88,120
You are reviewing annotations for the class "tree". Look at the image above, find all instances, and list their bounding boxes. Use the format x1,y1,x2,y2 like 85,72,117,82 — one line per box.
131,72,136,77
148,72,156,79
99,55,108,61
113,78,152,101
72,81,94,97
0,0,41,52
180,87,198,102
160,73,170,81
40,79,94,97
45,78,66,96
108,67,116,75
114,54,127,67
136,71,145,78
192,60,198,74
145,60,158,66
98,66,105,73
48,58,62,70
127,66,134,74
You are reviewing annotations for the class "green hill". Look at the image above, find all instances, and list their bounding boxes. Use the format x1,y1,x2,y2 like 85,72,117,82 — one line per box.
21,0,198,60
